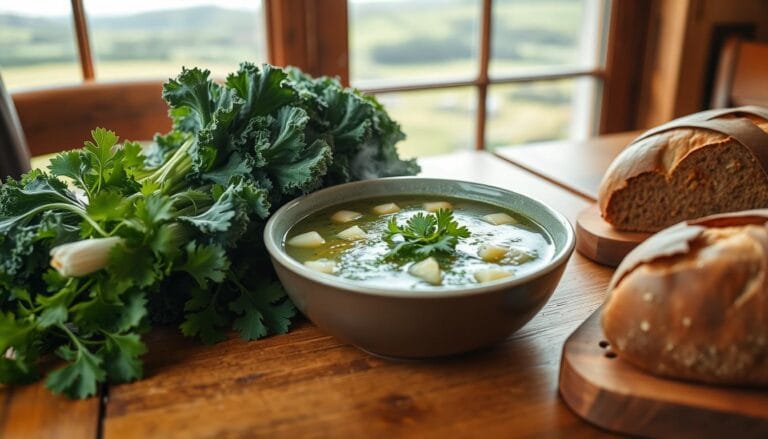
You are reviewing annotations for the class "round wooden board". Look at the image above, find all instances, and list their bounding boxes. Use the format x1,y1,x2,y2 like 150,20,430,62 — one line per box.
575,205,650,267
559,306,768,436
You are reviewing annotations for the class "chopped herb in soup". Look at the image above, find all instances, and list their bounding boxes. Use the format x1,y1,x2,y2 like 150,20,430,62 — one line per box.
284,196,555,290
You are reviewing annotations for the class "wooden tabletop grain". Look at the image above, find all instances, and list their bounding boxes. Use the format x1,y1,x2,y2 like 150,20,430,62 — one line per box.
0,148,625,438
493,131,641,201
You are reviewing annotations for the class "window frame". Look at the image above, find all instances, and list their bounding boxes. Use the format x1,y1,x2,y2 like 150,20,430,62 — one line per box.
64,0,648,148
265,0,648,146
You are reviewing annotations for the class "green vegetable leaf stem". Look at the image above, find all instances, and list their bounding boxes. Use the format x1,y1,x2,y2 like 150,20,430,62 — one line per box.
383,209,470,261
0,62,419,399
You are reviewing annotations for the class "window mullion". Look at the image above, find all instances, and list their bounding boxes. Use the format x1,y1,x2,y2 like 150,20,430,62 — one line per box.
599,0,651,133
265,0,348,85
70,0,95,81
475,0,493,150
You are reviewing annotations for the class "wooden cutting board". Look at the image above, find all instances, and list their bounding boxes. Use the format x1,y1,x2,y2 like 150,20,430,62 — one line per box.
559,306,768,437
575,205,649,267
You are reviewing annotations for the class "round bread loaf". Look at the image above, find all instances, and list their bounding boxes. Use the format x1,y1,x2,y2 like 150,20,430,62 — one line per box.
602,210,768,385
598,106,768,232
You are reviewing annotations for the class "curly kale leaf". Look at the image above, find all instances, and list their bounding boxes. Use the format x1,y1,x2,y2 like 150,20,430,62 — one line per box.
348,95,420,180
162,67,222,133
162,63,415,205
147,130,190,168
0,174,82,282
284,67,420,183
0,63,421,399
226,62,296,119
0,172,81,223
179,181,270,246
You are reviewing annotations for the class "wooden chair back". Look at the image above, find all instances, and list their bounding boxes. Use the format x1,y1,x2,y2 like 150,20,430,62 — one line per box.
711,37,768,108
11,81,172,157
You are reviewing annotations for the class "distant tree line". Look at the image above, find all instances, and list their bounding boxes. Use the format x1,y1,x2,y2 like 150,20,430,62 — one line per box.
371,18,573,65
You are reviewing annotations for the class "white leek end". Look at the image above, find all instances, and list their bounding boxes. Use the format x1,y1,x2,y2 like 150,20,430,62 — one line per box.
50,236,123,277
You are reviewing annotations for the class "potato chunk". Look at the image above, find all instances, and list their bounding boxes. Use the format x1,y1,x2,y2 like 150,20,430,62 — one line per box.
287,231,325,248
408,257,442,285
423,201,453,212
478,244,508,262
331,210,362,224
304,259,336,274
483,212,516,225
474,269,513,283
507,246,537,264
372,202,400,215
337,225,368,241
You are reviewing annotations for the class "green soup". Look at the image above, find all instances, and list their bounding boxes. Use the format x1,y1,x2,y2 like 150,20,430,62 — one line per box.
284,196,555,290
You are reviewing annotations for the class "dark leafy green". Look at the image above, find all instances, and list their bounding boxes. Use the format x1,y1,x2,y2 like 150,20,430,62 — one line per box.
383,209,470,261
0,63,419,399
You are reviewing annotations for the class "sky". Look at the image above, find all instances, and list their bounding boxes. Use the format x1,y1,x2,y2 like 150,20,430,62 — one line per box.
0,0,262,17
0,0,408,18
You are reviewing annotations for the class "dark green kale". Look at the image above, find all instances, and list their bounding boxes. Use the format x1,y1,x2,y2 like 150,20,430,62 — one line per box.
0,63,419,399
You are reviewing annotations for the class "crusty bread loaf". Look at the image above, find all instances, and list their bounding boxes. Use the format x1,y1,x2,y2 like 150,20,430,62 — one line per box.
602,210,768,385
598,107,768,233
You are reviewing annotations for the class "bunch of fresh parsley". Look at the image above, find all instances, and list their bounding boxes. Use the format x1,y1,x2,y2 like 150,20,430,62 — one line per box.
383,209,470,261
0,63,419,398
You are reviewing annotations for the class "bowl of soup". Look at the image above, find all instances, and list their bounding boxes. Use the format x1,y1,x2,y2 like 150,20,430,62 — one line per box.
264,178,575,358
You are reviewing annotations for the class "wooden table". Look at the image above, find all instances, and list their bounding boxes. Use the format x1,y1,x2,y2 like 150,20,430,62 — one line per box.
493,131,640,201
1,143,630,438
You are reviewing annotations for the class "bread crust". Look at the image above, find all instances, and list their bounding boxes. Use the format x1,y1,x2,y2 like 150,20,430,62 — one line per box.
598,112,768,231
602,210,768,385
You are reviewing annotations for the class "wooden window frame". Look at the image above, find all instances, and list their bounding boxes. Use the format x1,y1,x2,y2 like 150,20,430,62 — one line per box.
267,0,648,148
65,0,647,149
265,0,349,84
71,0,94,81
599,0,652,133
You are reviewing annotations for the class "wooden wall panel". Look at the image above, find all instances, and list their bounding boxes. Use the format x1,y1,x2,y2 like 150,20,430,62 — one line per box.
675,0,768,116
599,0,652,133
637,0,768,129
635,0,691,129
12,81,171,156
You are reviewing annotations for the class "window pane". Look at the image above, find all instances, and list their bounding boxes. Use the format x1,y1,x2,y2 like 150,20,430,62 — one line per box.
0,2,81,90
84,0,266,81
349,0,481,88
376,87,475,158
486,78,598,149
490,0,606,77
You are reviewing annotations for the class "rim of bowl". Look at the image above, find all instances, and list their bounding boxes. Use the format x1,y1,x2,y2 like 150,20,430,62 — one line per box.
264,177,576,299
